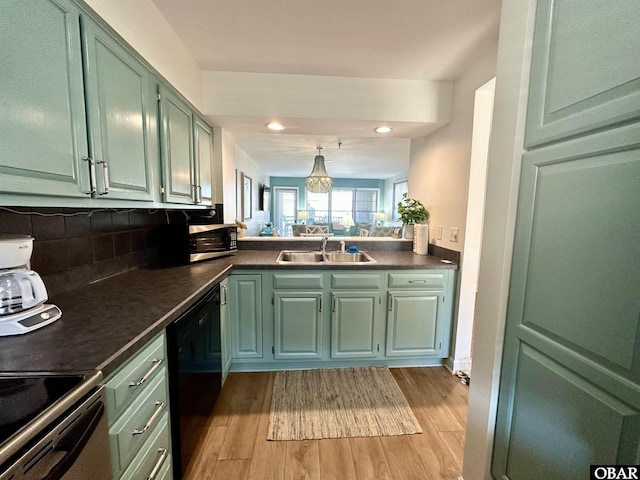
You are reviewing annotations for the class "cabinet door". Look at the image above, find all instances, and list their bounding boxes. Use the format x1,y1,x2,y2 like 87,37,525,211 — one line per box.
386,291,442,357
194,115,214,205
274,292,323,360
159,86,195,204
331,292,381,359
81,15,154,201
229,275,263,359
525,0,640,147
220,279,231,383
0,0,91,199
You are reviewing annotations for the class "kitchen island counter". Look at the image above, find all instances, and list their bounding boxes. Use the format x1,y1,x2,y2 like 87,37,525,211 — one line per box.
0,250,456,377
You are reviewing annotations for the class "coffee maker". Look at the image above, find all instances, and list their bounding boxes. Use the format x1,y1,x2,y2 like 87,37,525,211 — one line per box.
0,235,61,336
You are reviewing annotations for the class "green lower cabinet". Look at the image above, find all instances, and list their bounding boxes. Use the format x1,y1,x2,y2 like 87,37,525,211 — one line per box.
274,292,324,360
220,278,232,383
331,291,383,359
105,333,172,480
229,274,263,359
385,290,443,357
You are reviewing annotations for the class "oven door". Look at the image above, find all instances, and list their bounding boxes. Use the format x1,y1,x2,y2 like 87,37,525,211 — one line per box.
0,386,111,480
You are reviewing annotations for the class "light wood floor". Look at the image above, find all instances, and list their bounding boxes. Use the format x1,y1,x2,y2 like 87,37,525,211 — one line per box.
180,367,468,480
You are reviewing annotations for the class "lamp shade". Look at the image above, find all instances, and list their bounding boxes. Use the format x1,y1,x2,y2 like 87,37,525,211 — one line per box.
340,215,355,227
374,212,386,222
306,149,332,193
297,211,309,221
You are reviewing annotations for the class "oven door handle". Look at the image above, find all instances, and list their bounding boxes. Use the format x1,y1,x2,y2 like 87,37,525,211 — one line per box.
45,399,106,480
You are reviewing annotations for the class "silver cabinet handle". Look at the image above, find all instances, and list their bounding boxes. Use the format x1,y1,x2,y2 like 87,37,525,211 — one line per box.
332,294,336,312
196,184,203,203
147,448,169,480
82,156,96,195
319,296,322,313
96,160,109,195
221,284,228,305
408,279,426,284
388,292,393,311
132,400,165,435
129,358,163,387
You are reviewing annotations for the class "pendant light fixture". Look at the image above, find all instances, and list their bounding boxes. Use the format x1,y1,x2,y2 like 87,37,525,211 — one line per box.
305,147,333,193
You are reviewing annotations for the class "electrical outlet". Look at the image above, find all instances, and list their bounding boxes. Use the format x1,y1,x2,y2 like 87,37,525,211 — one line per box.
450,227,459,243
435,225,443,240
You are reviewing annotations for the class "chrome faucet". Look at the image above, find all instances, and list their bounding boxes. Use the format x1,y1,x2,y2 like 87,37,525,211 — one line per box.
339,240,345,253
320,236,329,253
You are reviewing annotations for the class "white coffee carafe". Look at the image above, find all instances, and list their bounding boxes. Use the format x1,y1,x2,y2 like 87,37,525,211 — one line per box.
0,235,61,336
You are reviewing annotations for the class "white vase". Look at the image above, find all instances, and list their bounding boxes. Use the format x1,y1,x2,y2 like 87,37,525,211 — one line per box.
404,224,415,240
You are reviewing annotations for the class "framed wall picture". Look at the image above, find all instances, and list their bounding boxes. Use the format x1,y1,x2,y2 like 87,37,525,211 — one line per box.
260,185,271,211
243,174,252,220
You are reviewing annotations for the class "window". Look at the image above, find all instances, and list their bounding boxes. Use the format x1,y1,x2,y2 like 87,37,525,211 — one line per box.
392,180,408,221
306,187,379,226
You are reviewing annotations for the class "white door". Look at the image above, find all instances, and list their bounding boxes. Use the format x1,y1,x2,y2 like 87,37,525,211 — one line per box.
274,187,298,237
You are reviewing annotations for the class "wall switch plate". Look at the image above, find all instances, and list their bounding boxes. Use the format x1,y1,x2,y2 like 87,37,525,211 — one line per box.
435,225,443,240
450,227,459,243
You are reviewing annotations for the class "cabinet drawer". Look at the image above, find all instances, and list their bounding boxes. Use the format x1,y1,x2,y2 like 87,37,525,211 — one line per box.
272,273,324,289
120,413,172,480
388,272,446,289
110,370,168,475
331,273,382,289
106,334,166,422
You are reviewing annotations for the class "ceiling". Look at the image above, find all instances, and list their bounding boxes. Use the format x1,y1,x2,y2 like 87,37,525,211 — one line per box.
152,0,502,178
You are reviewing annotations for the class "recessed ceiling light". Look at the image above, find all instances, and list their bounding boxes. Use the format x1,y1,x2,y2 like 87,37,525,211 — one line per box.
266,122,286,131
374,126,393,134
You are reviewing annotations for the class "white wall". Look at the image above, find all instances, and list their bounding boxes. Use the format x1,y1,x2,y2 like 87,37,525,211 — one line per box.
408,47,497,253
234,145,270,236
84,0,203,109
462,0,536,477
221,130,238,224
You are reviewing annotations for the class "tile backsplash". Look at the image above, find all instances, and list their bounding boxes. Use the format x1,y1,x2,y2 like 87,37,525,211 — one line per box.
0,205,222,297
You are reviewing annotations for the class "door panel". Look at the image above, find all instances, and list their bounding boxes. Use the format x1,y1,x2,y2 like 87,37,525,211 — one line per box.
525,0,640,147
492,124,640,477
0,0,90,197
160,87,194,204
331,293,379,359
229,275,262,359
386,291,440,357
274,293,323,359
81,16,154,200
505,345,639,479
194,116,213,205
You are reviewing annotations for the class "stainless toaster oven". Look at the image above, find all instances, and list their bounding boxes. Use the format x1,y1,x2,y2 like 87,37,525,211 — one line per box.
187,224,237,262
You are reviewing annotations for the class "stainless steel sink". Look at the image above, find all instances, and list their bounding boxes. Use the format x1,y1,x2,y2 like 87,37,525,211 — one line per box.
276,250,376,264
277,251,326,263
324,251,375,263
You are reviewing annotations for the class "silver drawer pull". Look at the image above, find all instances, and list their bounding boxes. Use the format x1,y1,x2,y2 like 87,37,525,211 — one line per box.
408,280,427,284
129,358,163,387
147,448,169,480
133,400,165,435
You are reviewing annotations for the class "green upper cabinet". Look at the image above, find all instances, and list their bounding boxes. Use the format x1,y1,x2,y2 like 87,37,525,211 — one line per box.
0,0,91,198
194,115,214,205
525,0,640,147
159,87,216,206
80,15,155,201
159,85,195,204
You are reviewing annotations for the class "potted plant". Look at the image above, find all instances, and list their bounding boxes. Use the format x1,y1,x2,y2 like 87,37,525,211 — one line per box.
397,193,429,240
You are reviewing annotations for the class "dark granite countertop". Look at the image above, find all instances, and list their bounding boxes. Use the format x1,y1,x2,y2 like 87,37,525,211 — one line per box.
0,250,456,377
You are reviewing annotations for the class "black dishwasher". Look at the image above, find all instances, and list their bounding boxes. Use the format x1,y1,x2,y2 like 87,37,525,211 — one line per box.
166,284,221,479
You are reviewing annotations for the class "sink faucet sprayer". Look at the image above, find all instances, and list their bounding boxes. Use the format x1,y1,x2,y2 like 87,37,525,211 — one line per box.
320,236,329,253
339,240,345,253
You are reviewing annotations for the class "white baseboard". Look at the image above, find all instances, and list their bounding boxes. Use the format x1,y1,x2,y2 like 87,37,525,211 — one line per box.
452,357,472,375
